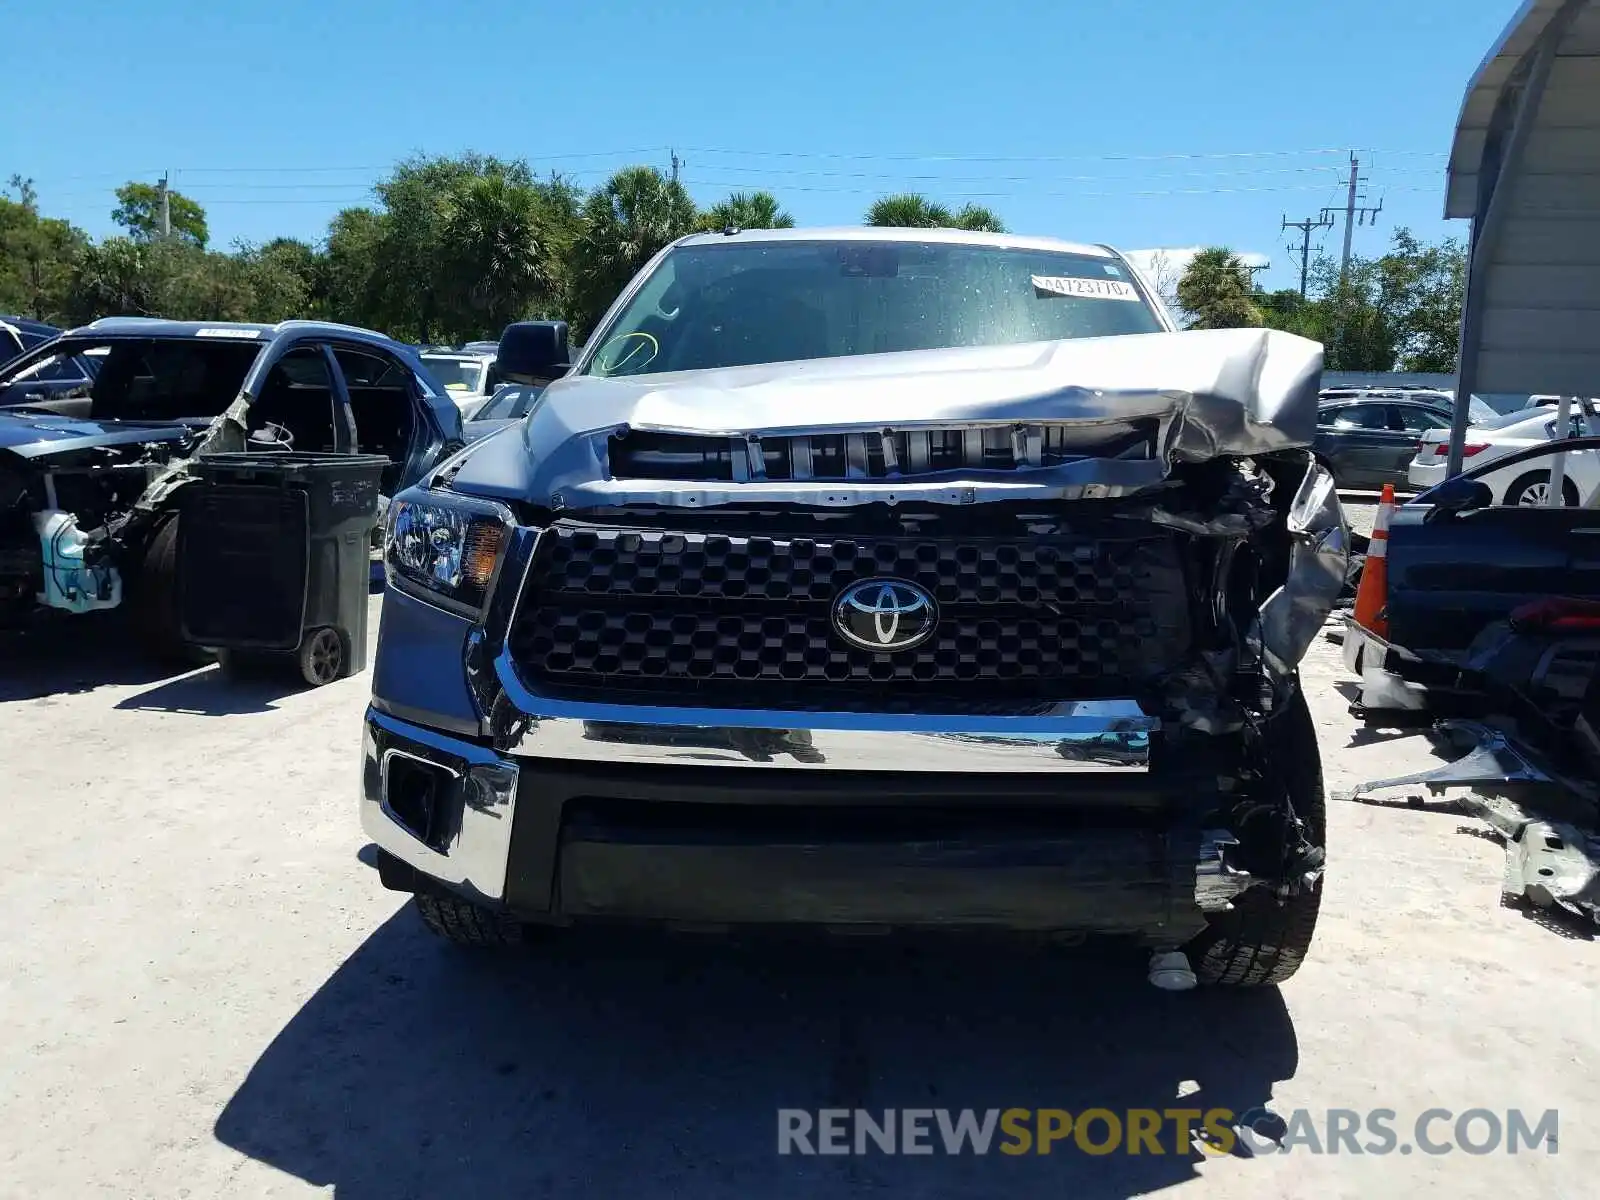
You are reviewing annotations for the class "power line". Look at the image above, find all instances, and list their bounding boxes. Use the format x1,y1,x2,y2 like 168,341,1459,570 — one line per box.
680,145,1447,164
33,145,1447,182
654,163,1446,184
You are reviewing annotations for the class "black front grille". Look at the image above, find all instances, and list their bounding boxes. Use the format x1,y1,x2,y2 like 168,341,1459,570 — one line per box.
507,522,1192,706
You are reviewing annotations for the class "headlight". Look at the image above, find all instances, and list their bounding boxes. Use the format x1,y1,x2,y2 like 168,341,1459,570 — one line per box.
384,493,512,615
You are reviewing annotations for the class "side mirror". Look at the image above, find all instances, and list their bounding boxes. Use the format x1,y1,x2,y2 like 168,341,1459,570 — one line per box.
1419,473,1493,523
497,320,569,383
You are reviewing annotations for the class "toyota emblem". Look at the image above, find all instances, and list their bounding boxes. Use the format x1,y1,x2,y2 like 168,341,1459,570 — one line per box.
831,578,939,652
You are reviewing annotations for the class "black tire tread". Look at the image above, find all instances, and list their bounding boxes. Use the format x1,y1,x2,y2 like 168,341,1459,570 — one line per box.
1188,688,1325,988
414,893,523,947
131,514,206,664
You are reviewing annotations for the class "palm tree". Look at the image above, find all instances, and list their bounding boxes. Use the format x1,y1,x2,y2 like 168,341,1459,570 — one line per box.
567,166,698,336
865,194,1007,232
865,194,953,228
950,204,1006,233
1175,247,1263,329
440,172,553,336
698,190,794,232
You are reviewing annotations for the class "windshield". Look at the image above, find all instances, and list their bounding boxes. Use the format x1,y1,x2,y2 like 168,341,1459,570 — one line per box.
420,355,489,395
582,240,1165,377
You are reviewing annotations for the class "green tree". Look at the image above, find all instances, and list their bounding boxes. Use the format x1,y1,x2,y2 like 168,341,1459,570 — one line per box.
950,204,1006,233
112,181,209,248
338,153,570,341
0,178,88,322
438,171,558,336
697,190,795,232
865,194,952,228
1272,230,1467,371
323,206,387,327
1175,247,1263,329
567,166,698,337
64,238,172,321
1382,229,1466,372
864,195,1007,231
235,237,323,322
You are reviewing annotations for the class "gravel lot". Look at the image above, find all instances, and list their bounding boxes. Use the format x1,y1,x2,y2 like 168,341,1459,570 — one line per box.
2,555,1594,1198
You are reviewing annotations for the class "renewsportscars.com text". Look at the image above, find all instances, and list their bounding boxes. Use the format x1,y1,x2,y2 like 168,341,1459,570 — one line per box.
777,1107,1559,1157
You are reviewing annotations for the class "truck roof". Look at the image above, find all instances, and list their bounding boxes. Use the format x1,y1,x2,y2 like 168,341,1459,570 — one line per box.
69,317,399,344
672,225,1120,259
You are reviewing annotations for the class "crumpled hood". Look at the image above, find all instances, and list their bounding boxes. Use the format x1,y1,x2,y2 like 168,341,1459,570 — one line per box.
446,327,1323,509
0,410,194,460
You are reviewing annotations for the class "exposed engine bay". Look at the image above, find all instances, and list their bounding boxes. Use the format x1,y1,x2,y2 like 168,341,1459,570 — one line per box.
0,431,197,624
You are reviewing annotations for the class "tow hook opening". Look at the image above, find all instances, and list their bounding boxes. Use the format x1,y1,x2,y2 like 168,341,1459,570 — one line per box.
382,751,460,851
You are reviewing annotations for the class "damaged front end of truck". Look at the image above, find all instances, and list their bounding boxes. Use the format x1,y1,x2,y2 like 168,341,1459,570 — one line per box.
380,326,1344,977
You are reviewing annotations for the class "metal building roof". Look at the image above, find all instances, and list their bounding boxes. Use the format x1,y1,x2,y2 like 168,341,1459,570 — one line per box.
1447,0,1600,399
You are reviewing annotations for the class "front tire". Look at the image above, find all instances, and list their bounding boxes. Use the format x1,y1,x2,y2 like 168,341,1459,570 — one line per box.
414,893,524,947
1187,687,1325,987
130,515,208,665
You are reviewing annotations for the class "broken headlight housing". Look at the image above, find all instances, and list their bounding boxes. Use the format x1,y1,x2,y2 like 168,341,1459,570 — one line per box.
384,491,513,616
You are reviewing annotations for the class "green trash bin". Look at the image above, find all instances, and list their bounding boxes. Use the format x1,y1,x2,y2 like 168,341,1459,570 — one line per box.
177,452,389,686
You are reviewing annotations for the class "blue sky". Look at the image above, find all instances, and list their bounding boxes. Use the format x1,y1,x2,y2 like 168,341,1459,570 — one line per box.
2,0,1514,293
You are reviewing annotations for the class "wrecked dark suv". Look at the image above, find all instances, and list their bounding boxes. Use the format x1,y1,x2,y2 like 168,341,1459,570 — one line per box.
0,319,464,643
363,228,1347,988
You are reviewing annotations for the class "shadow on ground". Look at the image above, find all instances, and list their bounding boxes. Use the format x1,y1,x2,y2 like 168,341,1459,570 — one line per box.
216,913,1299,1199
114,662,313,715
0,616,198,704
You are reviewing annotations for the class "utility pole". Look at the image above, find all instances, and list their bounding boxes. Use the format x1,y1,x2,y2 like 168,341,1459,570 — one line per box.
1320,154,1384,282
158,172,171,241
1338,156,1359,277
1282,212,1334,297
1320,153,1385,359
669,150,681,186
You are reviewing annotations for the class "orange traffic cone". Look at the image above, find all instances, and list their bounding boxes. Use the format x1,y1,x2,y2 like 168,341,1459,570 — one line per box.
1352,483,1395,638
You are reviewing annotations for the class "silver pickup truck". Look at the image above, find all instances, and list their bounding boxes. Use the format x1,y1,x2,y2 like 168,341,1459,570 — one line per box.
362,227,1347,989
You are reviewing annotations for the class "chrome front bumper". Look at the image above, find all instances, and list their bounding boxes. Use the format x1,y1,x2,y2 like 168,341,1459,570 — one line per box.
361,710,521,905
486,649,1158,771
363,693,1163,906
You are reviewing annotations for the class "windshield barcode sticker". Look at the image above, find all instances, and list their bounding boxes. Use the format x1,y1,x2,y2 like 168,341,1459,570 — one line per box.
1031,276,1140,301
195,327,262,338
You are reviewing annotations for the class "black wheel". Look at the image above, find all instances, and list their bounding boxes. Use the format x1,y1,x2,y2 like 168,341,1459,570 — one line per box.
130,515,208,665
1186,687,1326,987
296,626,345,686
415,893,524,946
1504,469,1580,508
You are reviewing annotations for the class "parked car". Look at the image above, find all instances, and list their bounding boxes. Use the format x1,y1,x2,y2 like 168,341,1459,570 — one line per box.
0,318,104,407
418,349,499,419
0,318,464,642
463,383,547,442
460,339,581,442
1407,402,1599,504
1314,392,1496,491
1,316,60,363
362,227,1345,990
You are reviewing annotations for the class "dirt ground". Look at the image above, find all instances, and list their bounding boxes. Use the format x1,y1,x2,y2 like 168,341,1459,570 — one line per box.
2,508,1594,1198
